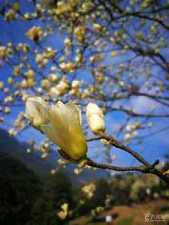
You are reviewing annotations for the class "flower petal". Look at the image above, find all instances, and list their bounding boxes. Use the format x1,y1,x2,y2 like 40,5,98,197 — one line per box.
25,97,48,127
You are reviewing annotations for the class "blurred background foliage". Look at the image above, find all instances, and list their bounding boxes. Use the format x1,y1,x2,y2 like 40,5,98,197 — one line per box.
0,128,168,225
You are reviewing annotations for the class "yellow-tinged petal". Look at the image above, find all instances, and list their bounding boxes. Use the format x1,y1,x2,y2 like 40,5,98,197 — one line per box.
42,101,87,161
61,203,69,211
163,170,169,175
57,211,67,220
87,115,105,134
25,97,48,128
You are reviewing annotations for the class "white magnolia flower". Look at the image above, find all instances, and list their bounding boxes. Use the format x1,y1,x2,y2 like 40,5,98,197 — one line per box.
25,97,87,161
86,103,105,134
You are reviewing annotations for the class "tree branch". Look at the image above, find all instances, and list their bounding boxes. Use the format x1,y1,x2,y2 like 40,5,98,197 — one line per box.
98,132,150,167
85,132,169,184
86,158,169,184
86,158,146,172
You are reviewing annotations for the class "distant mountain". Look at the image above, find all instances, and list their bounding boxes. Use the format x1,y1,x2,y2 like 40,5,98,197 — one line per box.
0,152,42,225
0,128,109,182
0,128,56,176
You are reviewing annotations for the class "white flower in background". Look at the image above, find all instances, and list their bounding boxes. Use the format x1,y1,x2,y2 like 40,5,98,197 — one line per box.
4,107,11,114
64,38,72,49
86,103,105,134
60,61,75,73
57,203,69,220
56,79,69,95
70,80,81,96
48,73,58,83
81,182,96,199
71,80,80,90
41,79,51,90
25,97,87,161
49,79,69,97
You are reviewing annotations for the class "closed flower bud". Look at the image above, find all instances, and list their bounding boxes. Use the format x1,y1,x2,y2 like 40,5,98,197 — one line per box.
7,77,13,84
25,69,35,79
86,103,105,134
13,65,21,76
48,73,58,82
8,128,17,136
64,38,72,48
44,47,56,59
5,9,16,21
27,78,35,87
0,46,7,59
0,81,4,90
74,26,85,42
93,23,102,32
49,86,60,97
20,79,28,89
72,80,80,89
26,26,43,41
56,79,69,95
4,107,11,114
41,79,50,90
60,62,75,73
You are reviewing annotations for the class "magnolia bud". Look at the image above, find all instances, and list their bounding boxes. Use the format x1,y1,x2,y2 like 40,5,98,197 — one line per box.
0,81,4,90
86,103,105,134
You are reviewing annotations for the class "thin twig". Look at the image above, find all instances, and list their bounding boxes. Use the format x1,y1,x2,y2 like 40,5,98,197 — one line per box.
99,132,150,167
